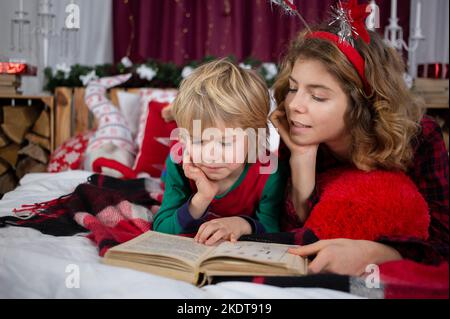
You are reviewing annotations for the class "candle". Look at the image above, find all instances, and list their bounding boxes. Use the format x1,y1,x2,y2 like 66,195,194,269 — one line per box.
19,0,23,12
42,0,49,13
415,1,422,30
390,0,397,21
366,0,378,31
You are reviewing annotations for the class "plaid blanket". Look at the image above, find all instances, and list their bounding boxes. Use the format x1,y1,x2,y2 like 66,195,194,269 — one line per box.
1,174,447,298
1,174,160,256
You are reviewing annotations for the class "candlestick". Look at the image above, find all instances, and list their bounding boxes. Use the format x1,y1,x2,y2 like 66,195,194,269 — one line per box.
415,1,422,31
366,0,378,31
41,0,49,14
390,0,397,21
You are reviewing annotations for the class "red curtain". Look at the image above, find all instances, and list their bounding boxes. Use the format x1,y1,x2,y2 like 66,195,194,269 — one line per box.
113,0,411,65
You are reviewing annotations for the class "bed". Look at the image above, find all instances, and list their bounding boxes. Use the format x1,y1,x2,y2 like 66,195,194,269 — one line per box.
1,82,447,299
0,170,359,298
0,80,357,298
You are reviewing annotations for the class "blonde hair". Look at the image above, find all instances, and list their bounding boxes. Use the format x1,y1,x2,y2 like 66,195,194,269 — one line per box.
273,25,424,172
172,58,270,152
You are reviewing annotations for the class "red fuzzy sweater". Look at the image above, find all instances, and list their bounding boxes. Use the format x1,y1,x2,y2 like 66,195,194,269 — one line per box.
303,168,430,241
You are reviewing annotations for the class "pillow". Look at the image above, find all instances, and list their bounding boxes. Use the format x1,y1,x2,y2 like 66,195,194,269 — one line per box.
47,131,94,172
136,88,177,147
133,100,178,177
303,168,430,241
117,91,141,139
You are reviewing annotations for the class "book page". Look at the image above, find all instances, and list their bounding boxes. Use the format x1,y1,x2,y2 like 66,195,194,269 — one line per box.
108,231,214,266
206,241,297,264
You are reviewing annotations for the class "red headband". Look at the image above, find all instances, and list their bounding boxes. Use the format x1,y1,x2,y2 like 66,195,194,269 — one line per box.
305,0,372,95
306,31,369,94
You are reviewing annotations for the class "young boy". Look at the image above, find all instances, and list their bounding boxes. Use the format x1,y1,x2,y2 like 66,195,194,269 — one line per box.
153,59,287,245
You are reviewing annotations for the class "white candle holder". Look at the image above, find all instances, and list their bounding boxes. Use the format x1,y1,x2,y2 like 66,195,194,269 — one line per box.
60,26,79,63
34,0,58,67
10,4,31,54
58,0,80,64
384,0,426,79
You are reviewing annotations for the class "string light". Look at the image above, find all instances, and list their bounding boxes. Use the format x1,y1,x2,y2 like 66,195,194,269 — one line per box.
206,3,213,55
125,0,135,58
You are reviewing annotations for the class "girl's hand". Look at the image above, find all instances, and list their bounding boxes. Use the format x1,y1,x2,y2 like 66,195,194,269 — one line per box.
288,239,402,276
270,106,319,158
194,217,252,246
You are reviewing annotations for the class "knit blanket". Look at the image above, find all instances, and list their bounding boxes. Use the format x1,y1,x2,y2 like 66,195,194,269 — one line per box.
0,174,447,298
1,174,160,256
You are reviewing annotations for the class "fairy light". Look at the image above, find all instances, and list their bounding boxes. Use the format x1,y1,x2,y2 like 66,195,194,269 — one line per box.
206,3,213,56
222,0,231,54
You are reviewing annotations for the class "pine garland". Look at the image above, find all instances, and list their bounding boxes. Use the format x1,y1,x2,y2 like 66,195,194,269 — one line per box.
43,56,278,92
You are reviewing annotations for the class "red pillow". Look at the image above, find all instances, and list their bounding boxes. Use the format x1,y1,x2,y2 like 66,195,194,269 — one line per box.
133,101,177,177
47,131,94,172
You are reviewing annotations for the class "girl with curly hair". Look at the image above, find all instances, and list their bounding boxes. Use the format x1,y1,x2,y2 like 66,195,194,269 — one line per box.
271,22,449,276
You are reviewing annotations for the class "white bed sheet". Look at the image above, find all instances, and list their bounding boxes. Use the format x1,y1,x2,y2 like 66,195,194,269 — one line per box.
0,171,359,299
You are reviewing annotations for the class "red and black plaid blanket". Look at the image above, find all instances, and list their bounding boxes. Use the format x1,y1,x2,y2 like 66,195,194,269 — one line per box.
1,174,159,256
0,174,447,299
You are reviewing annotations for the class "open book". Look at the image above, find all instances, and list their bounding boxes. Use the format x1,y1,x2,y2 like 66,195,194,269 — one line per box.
103,230,308,286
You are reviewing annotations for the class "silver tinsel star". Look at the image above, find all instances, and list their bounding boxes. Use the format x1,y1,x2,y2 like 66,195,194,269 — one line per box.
329,1,358,46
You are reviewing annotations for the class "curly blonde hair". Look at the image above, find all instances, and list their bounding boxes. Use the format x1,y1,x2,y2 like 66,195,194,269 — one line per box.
273,25,424,172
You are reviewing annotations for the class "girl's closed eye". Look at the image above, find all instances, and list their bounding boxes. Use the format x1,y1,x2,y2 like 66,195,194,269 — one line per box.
288,78,297,93
311,95,328,102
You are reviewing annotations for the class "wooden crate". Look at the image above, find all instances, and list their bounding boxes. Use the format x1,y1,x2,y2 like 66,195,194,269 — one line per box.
412,78,450,152
54,87,140,148
413,78,449,110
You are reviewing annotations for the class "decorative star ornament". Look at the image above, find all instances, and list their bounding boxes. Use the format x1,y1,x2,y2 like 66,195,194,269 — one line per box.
329,0,371,46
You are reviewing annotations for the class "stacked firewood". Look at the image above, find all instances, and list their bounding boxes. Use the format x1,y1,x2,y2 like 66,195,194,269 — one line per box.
0,105,51,198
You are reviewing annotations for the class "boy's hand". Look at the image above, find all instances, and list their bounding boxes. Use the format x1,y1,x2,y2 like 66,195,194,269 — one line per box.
182,150,219,219
182,154,219,201
194,217,252,246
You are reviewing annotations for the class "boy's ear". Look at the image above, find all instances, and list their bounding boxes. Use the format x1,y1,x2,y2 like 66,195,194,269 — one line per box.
161,103,174,122
178,132,189,145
